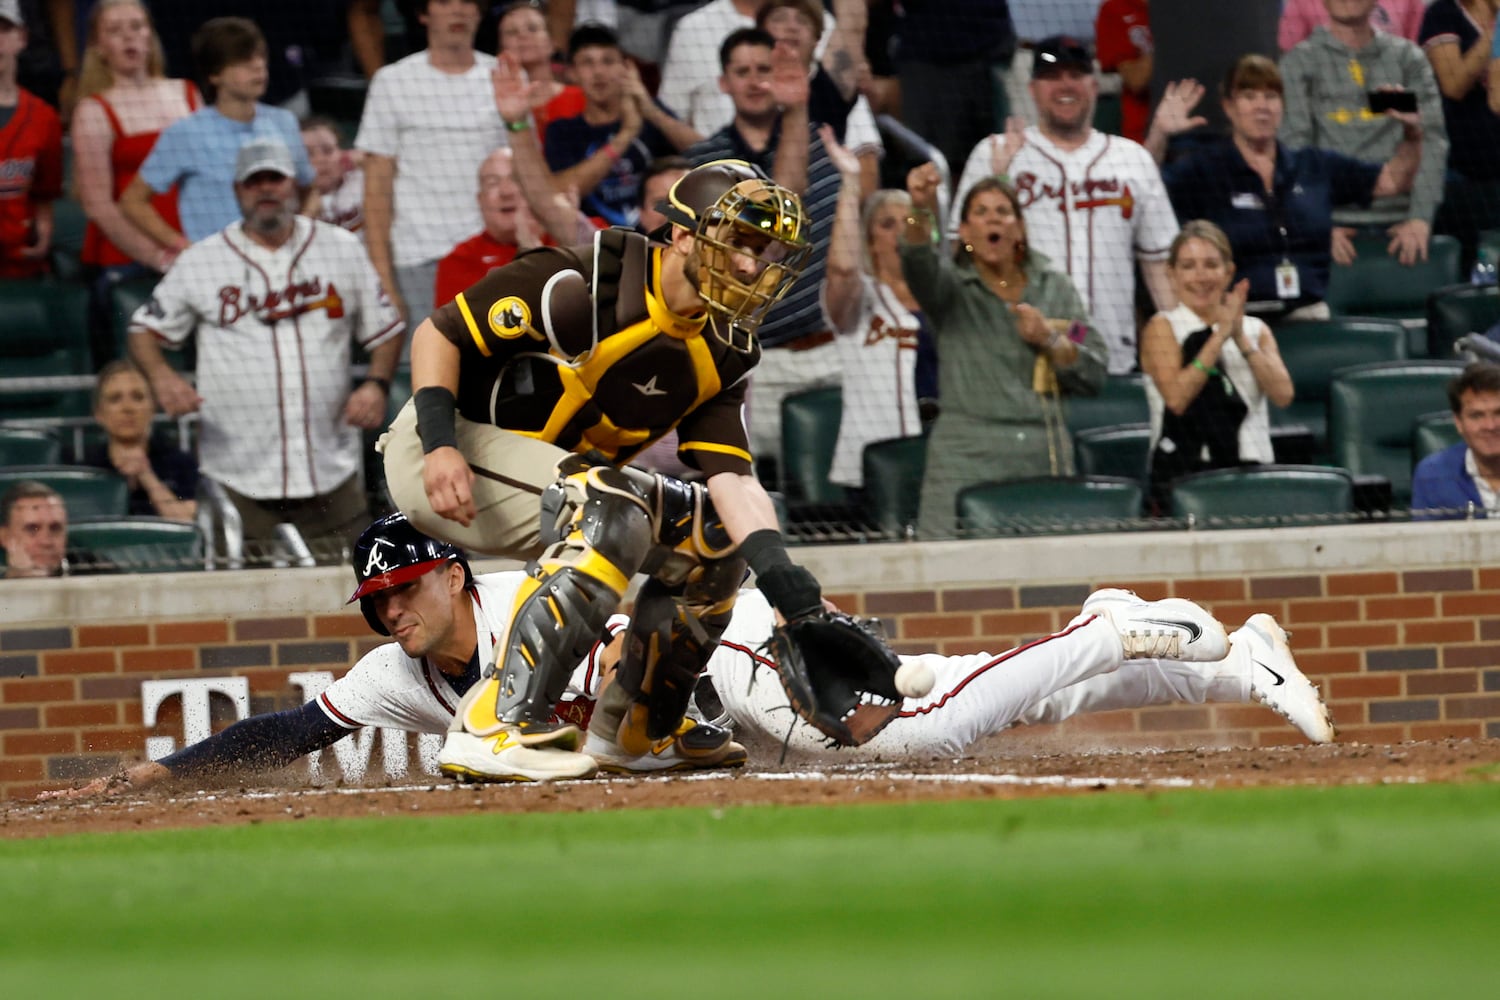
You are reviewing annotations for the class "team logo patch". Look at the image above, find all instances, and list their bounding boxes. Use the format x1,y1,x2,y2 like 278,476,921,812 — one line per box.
488,296,535,340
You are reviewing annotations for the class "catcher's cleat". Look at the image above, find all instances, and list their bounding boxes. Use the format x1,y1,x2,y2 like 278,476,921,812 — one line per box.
1235,614,1337,744
1082,588,1229,662
583,718,748,774
437,722,598,782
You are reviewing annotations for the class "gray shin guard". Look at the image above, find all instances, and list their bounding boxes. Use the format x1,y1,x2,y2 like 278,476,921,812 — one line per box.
493,568,623,724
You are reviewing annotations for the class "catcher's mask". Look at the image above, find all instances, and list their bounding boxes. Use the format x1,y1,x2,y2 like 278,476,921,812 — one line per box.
346,512,471,636
662,159,810,352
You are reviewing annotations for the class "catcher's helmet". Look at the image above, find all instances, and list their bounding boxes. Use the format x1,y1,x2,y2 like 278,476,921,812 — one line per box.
346,513,471,636
661,158,810,352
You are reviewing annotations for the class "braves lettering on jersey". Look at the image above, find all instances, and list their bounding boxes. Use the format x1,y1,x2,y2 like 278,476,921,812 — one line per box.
129,216,403,499
949,127,1179,374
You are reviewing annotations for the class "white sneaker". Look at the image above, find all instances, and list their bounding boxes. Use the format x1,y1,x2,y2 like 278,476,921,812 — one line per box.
1235,614,1337,744
583,718,748,774
1083,588,1230,661
438,724,599,782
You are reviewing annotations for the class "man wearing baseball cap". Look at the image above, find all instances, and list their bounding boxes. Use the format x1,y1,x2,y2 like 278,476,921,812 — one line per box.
948,34,1182,375
0,0,63,280
126,134,403,565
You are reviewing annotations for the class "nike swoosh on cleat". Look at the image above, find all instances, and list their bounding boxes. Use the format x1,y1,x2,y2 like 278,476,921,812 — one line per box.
1255,658,1286,686
1137,617,1202,642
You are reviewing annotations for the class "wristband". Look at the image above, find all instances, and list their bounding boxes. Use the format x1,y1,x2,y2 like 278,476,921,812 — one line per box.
505,118,530,132
1192,358,1217,376
602,141,622,162
365,376,391,396
740,529,823,619
413,385,459,454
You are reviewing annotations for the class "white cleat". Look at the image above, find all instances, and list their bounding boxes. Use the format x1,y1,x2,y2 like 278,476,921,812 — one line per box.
438,725,599,783
583,718,748,774
1235,614,1337,744
1083,588,1230,661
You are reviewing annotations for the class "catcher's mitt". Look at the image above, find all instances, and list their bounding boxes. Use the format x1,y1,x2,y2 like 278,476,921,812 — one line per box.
767,611,904,746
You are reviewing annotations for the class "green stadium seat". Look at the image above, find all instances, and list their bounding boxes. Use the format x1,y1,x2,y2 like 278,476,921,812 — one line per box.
0,426,63,466
1065,373,1149,436
67,517,203,574
955,476,1144,537
859,435,927,537
1168,465,1355,528
0,466,129,519
780,385,847,508
1271,318,1407,451
1073,423,1151,483
1426,283,1500,360
1325,234,1461,356
0,279,93,421
1328,361,1466,505
1412,410,1461,464
48,198,88,282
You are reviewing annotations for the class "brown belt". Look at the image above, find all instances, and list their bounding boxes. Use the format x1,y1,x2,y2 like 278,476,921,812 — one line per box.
769,329,835,352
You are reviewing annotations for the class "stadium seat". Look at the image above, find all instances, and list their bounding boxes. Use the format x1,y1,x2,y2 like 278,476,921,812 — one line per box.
859,435,927,537
67,517,203,574
48,198,88,281
1073,423,1151,483
0,426,63,466
1325,234,1461,356
1168,465,1355,528
779,385,847,508
1426,283,1500,360
1065,373,1149,436
1271,318,1407,451
1412,410,1461,464
955,476,1145,537
0,466,129,519
0,279,93,421
109,274,160,359
1328,361,1466,505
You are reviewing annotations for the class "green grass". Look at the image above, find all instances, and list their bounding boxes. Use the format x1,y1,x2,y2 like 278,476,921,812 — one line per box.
4,783,1498,998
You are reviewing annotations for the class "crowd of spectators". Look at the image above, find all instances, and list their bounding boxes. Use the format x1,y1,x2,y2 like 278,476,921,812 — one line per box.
5,0,1500,578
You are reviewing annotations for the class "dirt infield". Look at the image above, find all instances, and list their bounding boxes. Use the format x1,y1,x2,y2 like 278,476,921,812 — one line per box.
7,736,1500,841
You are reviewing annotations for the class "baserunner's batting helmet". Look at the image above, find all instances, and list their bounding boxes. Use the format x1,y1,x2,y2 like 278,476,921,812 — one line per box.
347,513,472,635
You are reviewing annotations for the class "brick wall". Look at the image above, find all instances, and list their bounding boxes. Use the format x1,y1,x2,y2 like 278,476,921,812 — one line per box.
4,524,1499,800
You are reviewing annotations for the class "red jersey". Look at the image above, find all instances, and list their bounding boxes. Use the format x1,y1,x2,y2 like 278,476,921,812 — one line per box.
1095,0,1153,144
0,89,64,279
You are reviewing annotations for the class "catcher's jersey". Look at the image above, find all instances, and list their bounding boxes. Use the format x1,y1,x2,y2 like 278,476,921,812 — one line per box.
318,572,625,733
430,228,758,477
949,127,1179,374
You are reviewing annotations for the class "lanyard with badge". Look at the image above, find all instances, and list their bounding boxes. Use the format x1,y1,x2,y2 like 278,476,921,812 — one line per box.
1264,157,1300,301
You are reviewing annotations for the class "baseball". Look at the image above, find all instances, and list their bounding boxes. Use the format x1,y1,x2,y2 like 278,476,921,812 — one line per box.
894,662,935,699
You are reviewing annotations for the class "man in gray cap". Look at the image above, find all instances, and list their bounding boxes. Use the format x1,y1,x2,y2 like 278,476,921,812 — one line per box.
127,137,405,563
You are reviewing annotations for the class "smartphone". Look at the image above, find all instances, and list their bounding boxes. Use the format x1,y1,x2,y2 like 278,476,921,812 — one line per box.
1367,90,1417,114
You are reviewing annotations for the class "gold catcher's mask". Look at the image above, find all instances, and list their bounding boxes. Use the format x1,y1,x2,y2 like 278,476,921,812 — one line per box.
662,160,810,352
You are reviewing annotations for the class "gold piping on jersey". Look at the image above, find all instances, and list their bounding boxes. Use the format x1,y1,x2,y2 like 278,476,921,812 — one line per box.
454,292,491,357
679,439,752,463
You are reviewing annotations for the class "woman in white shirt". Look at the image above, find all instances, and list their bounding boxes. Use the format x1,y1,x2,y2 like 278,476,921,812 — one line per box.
1140,220,1295,511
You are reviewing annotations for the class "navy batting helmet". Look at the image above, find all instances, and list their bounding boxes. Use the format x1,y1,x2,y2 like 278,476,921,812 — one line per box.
346,513,471,636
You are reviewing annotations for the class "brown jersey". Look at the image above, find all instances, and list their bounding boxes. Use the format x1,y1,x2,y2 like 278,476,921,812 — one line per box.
431,229,759,476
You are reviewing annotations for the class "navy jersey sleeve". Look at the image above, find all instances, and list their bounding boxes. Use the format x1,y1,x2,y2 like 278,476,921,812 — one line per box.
158,700,350,780
1316,149,1383,209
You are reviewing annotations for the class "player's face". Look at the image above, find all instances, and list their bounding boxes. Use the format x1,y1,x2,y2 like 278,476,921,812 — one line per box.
301,126,345,194
1168,236,1233,315
1030,67,1096,136
1324,0,1380,27
1454,389,1500,465
370,566,458,657
498,6,549,67
573,45,626,106
94,2,152,77
638,168,685,233
762,8,817,67
477,151,522,241
237,170,296,233
719,43,776,122
1,498,67,578
1223,87,1283,144
211,53,268,102
958,188,1024,271
94,368,155,443
422,0,482,46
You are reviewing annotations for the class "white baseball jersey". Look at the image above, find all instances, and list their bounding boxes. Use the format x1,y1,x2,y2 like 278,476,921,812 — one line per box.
825,275,923,488
949,127,1180,375
316,168,365,241
319,572,625,734
131,216,403,499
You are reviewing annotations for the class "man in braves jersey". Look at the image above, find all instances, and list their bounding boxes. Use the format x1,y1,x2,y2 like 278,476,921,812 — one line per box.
41,519,1332,799
0,0,62,280
128,137,403,562
948,35,1180,375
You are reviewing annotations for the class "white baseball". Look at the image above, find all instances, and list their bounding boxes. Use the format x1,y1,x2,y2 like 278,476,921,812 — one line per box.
894,661,935,699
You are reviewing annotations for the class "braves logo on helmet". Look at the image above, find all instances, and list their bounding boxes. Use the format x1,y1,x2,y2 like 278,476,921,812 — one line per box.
347,513,471,635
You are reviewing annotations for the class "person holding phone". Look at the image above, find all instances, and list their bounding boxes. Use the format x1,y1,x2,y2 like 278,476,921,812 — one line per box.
1145,56,1421,325
1278,0,1448,267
